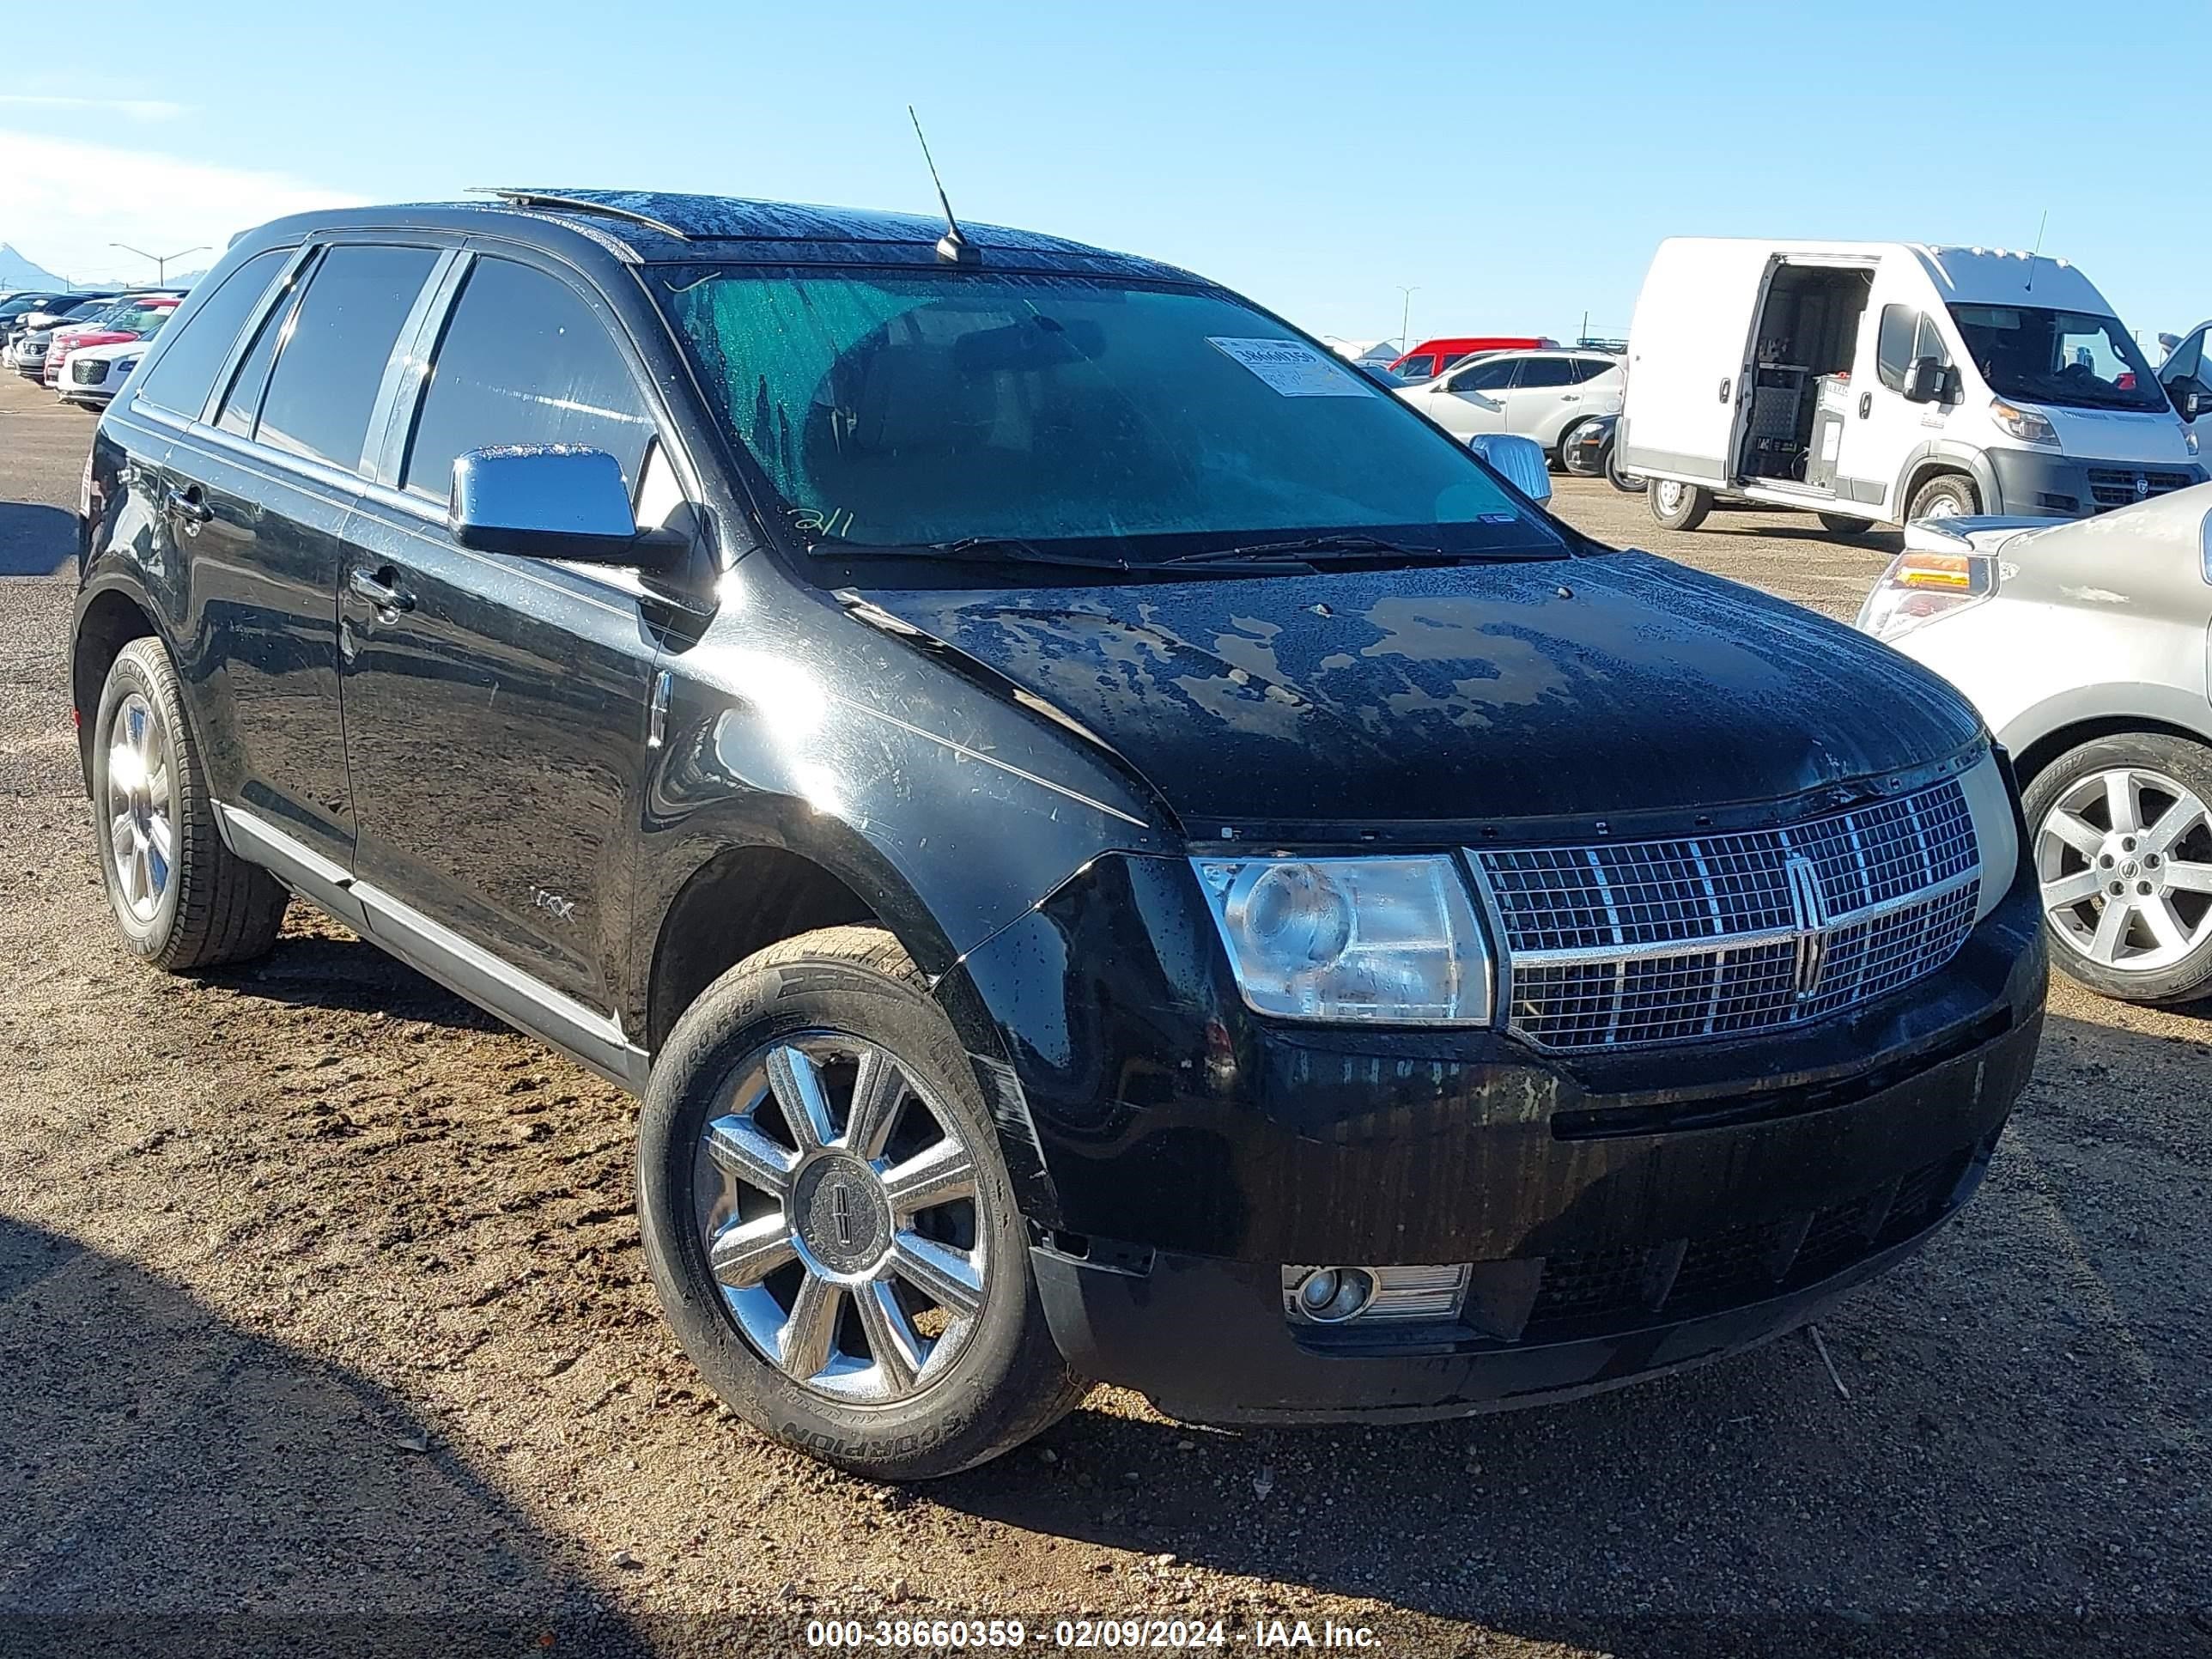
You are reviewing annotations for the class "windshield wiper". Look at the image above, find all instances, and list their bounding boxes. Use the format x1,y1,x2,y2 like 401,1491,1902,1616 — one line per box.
810,534,1129,571
1161,533,1448,568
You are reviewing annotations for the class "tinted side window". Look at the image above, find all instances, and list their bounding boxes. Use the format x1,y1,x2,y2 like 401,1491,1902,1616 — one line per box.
255,245,438,471
1450,357,1516,392
1515,358,1575,389
1875,304,1917,392
1571,356,1618,382
401,258,653,503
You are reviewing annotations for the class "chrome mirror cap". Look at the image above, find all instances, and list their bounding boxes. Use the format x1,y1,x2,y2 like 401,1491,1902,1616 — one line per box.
449,444,641,560
1468,432,1553,503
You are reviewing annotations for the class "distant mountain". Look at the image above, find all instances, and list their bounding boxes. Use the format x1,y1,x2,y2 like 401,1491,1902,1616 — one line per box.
0,243,71,291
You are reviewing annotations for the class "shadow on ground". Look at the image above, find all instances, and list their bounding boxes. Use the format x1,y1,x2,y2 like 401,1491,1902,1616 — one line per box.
0,500,76,578
0,1216,651,1657
211,911,506,1036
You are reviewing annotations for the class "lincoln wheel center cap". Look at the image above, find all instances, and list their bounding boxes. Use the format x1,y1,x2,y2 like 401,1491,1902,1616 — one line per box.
792,1154,893,1275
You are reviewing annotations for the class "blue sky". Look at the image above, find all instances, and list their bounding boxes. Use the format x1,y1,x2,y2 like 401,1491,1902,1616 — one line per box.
3,0,2203,347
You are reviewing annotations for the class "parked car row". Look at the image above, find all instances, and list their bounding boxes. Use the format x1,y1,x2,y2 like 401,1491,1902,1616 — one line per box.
3,286,183,408
1395,346,1626,466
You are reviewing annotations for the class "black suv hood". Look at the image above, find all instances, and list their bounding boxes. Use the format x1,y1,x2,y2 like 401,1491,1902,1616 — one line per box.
854,551,1983,831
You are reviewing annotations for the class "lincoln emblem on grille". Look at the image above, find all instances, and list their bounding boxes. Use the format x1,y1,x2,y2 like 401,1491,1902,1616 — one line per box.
1784,851,1829,1000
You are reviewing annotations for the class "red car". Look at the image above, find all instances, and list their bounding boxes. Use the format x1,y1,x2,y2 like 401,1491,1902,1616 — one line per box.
1388,334,1556,382
43,295,179,387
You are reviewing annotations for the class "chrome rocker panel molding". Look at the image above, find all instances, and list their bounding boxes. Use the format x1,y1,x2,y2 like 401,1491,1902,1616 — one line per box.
214,804,652,1091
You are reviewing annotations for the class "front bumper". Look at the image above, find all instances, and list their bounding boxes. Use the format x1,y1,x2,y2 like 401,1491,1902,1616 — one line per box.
1987,447,2205,517
944,848,2045,1422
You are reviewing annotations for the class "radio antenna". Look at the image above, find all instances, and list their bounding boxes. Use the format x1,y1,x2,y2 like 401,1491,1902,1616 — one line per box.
908,106,978,265
2025,208,2048,292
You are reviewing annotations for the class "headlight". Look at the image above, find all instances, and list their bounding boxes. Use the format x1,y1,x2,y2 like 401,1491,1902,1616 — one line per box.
1856,544,2000,643
1990,398,2057,445
1958,747,2021,923
1192,854,1493,1024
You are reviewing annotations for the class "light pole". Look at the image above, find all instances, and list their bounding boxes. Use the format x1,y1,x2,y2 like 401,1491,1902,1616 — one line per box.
1395,285,1420,353
111,243,208,286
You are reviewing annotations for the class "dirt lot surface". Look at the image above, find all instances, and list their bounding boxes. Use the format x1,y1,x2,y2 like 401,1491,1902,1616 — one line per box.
2,371,2208,1658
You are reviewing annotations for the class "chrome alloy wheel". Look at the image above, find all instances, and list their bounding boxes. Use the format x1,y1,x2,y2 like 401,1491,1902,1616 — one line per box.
105,691,174,923
2037,766,2212,974
693,1034,985,1405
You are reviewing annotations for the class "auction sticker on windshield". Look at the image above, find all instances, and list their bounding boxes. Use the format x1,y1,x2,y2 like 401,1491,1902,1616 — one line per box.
1207,337,1374,398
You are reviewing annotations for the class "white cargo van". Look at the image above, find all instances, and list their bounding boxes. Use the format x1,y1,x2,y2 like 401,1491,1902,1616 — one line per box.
1620,240,2203,533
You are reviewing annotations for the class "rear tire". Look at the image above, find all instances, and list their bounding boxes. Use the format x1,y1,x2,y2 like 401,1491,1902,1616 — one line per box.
2021,733,2212,1006
1649,477,1712,531
90,636,287,972
1907,473,1981,520
636,924,1089,1480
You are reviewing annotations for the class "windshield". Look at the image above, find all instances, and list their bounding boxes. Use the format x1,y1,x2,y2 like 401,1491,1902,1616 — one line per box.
1948,304,2165,411
657,265,1564,568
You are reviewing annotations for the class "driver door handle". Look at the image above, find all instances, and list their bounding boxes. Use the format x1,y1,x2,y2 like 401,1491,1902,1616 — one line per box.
349,565,415,616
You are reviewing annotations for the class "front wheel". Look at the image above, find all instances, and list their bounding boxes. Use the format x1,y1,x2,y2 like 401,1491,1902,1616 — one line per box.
1649,477,1712,530
1606,441,1646,494
2023,734,2212,1005
1818,513,1872,536
636,925,1089,1480
1907,473,1981,520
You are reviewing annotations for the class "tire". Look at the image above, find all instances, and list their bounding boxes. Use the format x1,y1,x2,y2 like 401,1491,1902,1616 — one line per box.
1818,513,1871,536
1906,472,1980,520
636,924,1089,1480
90,636,287,972
1649,477,1712,531
1557,421,1600,476
1606,441,1646,494
2021,733,2212,1005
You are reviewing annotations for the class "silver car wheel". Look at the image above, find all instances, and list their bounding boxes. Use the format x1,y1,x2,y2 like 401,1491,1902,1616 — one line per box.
2037,766,2212,974
1654,479,1686,513
694,1033,985,1406
105,691,175,922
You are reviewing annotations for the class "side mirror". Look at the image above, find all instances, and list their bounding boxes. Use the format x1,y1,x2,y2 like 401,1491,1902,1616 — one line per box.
1903,356,1950,404
1468,432,1553,503
449,446,682,566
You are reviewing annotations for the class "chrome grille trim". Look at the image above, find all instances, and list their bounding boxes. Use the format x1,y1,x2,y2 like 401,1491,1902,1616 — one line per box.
1474,779,1980,1052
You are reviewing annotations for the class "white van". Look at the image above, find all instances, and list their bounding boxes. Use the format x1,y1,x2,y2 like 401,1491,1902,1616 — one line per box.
1620,239,2203,533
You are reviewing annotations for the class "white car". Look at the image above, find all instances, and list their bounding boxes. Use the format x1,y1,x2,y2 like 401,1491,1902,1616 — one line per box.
1394,349,1624,465
58,337,149,409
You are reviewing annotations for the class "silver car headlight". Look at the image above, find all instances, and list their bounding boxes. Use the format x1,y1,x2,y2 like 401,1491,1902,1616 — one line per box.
1192,854,1493,1023
1958,747,2021,923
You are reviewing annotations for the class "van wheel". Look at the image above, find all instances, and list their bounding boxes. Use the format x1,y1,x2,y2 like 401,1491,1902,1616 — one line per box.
1649,478,1711,531
90,637,287,971
2022,733,2212,1005
1907,473,1980,520
1818,513,1871,536
636,924,1090,1480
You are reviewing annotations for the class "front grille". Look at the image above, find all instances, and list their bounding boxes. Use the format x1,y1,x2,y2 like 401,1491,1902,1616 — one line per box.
2086,467,2195,509
71,357,109,386
1477,778,1979,1051
1517,1143,1981,1339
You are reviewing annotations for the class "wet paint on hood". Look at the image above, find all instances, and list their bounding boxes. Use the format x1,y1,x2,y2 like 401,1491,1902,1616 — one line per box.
852,551,1985,831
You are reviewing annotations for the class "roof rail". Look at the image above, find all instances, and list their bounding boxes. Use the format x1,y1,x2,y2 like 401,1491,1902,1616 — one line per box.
471,189,690,240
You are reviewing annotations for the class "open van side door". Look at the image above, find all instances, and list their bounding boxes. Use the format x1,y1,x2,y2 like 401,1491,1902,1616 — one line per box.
1620,241,1774,488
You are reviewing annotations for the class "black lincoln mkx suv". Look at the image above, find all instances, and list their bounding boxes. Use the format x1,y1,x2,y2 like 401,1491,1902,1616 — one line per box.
70,189,2045,1478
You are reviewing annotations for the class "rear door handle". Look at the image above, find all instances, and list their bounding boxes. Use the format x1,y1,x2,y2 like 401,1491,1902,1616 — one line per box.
165,484,211,526
348,565,415,617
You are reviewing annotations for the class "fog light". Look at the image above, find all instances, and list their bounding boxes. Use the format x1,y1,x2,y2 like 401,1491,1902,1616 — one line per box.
1290,1267,1375,1322
1284,1262,1473,1323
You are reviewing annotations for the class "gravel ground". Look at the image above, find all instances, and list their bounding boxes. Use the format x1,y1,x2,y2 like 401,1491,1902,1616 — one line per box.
1,372,2207,1658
